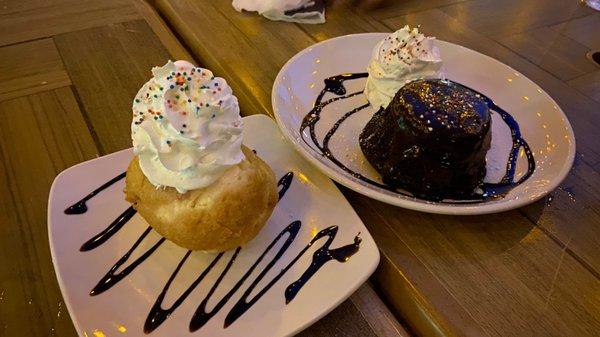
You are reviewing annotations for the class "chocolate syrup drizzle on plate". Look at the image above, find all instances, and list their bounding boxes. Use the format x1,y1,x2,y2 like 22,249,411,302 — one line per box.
63,171,361,333
90,227,165,296
300,73,536,203
64,172,137,251
80,206,136,251
64,172,126,214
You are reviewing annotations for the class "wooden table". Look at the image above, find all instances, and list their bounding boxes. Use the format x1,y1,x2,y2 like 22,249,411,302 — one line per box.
0,0,598,336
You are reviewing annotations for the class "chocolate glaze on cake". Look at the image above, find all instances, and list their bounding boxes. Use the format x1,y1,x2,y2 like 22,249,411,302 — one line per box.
359,79,492,200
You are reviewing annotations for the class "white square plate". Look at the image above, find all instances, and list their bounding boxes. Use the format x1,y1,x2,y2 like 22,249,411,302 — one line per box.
48,115,379,337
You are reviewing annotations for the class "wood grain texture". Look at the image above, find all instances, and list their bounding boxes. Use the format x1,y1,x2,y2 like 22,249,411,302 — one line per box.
297,282,412,337
568,70,600,104
551,14,600,50
0,0,94,16
0,87,97,337
55,20,172,154
133,0,196,62
0,38,70,102
360,194,600,337
498,27,598,81
347,188,489,337
440,0,594,38
155,0,318,117
297,3,388,40
0,0,141,46
366,0,468,20
521,159,600,275
349,283,412,337
299,299,378,337
153,0,268,117
548,13,600,104
343,182,600,337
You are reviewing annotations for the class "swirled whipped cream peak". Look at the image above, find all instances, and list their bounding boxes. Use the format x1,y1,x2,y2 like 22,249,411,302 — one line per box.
365,26,444,109
131,60,244,193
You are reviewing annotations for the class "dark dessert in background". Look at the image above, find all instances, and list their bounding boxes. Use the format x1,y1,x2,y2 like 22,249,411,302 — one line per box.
359,79,492,200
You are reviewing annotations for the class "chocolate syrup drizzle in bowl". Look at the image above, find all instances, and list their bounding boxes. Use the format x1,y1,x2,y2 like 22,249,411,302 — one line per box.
299,72,536,204
63,169,362,334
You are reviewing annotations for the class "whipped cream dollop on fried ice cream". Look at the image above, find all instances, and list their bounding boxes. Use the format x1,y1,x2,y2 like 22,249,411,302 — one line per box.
131,60,244,193
126,60,278,252
365,26,444,109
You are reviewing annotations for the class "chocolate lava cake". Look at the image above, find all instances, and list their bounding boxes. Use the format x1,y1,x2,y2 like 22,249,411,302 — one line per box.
359,79,492,200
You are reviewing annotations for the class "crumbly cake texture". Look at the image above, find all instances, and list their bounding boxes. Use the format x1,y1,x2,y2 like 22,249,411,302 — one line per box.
125,146,278,252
